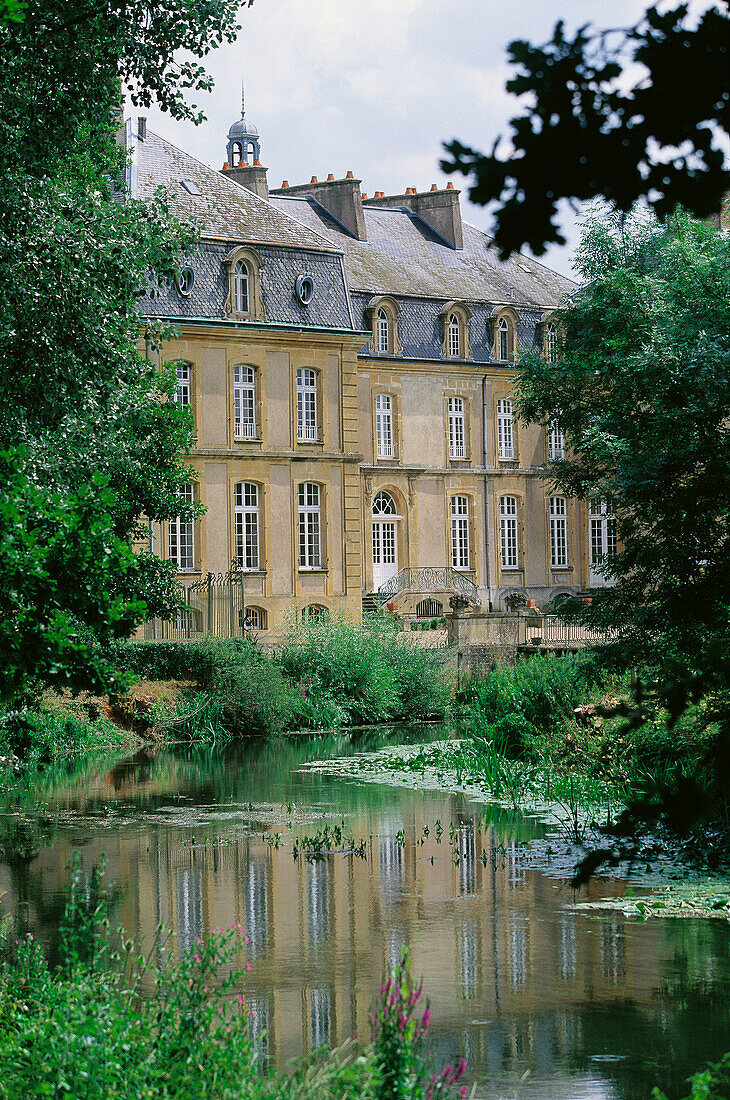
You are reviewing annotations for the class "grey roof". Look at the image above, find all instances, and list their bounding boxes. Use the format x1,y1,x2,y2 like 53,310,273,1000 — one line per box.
129,125,338,253
270,195,574,307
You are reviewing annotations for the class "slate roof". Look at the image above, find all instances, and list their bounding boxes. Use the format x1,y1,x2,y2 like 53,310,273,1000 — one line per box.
269,195,574,307
129,124,338,253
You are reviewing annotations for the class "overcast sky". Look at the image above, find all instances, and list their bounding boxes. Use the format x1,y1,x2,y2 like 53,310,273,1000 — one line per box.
133,0,702,278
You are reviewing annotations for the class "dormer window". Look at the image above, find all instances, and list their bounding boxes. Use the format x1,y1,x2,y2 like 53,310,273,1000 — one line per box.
440,302,472,359
498,318,510,361
545,322,558,363
224,246,264,320
376,309,389,353
234,261,250,314
491,307,519,362
448,314,461,358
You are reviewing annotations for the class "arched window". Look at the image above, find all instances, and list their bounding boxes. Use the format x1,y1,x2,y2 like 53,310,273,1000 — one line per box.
376,308,389,353
234,261,250,314
235,481,260,570
302,604,329,624
500,496,518,569
246,141,256,165
448,313,461,358
372,490,398,516
242,605,267,630
297,368,319,441
549,496,568,569
451,495,470,569
233,365,256,439
231,141,242,167
415,598,443,619
498,317,510,361
298,482,321,568
169,483,195,571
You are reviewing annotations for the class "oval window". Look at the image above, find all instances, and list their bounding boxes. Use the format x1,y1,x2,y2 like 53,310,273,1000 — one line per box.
295,273,315,306
174,266,195,298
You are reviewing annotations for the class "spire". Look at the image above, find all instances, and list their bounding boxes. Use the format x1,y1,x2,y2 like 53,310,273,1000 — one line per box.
241,78,245,119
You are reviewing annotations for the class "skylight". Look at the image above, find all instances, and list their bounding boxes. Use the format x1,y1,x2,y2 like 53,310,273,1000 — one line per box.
180,179,200,195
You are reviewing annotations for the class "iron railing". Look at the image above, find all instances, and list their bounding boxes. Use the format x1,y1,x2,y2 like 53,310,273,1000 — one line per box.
377,566,480,606
525,615,610,647
143,568,261,640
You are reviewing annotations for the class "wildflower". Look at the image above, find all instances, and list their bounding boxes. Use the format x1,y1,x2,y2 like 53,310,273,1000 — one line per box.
246,962,252,971
194,953,202,963
422,1008,431,1031
237,993,244,1006
245,935,250,944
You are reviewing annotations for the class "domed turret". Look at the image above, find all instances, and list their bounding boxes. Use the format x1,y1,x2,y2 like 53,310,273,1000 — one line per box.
227,82,261,167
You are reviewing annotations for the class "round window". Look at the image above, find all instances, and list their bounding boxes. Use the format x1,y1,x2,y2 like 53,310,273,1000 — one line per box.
295,273,315,306
174,266,195,298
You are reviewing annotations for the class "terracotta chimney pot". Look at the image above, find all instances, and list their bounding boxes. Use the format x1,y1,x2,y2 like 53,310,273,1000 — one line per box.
362,192,368,199
253,159,262,167
345,171,354,179
431,183,438,191
374,191,384,197
446,182,455,190
222,162,230,170
310,175,318,184
327,173,335,181
282,180,289,188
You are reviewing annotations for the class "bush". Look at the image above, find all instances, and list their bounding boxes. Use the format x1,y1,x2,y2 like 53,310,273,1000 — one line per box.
468,652,607,758
0,703,126,766
280,615,452,727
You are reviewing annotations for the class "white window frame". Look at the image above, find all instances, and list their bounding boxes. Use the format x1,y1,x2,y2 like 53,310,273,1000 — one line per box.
450,495,470,570
169,483,195,571
448,313,461,358
235,482,260,571
375,393,394,459
545,322,557,363
233,365,257,440
497,398,514,460
448,397,466,459
498,317,511,362
500,495,519,569
297,368,318,442
376,308,389,354
234,260,250,314
589,498,617,568
298,482,322,569
550,496,568,569
173,362,191,408
548,419,565,461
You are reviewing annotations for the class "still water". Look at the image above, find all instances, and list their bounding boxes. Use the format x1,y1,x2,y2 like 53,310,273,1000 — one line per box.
1,726,728,1099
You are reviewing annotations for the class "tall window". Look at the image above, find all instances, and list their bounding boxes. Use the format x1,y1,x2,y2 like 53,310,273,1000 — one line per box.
448,397,466,459
451,495,470,569
550,496,568,568
297,368,318,441
500,495,518,569
233,365,256,439
376,308,389,353
589,498,617,568
234,482,260,570
545,322,558,363
548,419,565,461
498,317,510,361
375,394,394,458
448,313,461,358
497,398,514,459
169,483,195,571
173,362,191,407
298,482,321,568
234,260,250,314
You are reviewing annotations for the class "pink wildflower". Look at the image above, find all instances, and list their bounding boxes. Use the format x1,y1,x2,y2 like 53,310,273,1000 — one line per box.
422,1008,431,1031
237,994,244,1006
246,962,252,971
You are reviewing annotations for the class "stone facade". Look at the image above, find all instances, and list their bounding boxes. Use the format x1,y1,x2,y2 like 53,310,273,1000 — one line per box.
128,102,609,635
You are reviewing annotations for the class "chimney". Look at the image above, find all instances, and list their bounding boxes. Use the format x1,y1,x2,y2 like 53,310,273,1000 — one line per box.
221,160,269,201
363,184,463,249
137,117,147,142
270,173,366,240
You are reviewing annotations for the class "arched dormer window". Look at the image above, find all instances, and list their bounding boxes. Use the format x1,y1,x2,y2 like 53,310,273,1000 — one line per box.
490,307,520,362
224,245,265,320
439,302,472,359
366,296,401,355
540,316,560,363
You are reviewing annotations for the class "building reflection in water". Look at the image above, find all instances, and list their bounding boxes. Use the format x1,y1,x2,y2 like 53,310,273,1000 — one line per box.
243,855,270,956
306,858,330,947
309,987,332,1049
175,867,203,952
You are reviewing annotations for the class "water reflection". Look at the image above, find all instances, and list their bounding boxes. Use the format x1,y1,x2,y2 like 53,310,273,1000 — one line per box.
0,731,728,1099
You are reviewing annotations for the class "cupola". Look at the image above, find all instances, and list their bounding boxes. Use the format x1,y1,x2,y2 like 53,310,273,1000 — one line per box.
221,80,269,200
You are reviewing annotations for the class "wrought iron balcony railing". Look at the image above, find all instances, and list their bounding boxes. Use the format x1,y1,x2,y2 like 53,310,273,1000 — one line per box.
377,566,480,606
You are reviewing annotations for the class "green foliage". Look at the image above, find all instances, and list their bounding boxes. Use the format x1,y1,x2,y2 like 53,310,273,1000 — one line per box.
0,0,246,703
280,615,453,727
0,700,127,768
653,1052,730,1100
442,5,730,256
468,653,606,758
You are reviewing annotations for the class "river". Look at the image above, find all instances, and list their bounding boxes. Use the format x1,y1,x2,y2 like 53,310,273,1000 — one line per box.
1,725,728,1099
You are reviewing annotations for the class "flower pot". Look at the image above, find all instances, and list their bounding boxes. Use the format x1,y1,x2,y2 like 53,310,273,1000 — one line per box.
386,601,398,612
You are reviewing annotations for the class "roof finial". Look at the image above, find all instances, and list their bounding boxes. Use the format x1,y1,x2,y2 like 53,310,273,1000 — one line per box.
241,78,245,119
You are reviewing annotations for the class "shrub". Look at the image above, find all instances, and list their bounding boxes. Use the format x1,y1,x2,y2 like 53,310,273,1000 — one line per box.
0,703,126,766
280,615,452,727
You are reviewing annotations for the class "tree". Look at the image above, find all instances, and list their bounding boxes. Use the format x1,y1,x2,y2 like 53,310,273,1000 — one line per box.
0,1,243,703
515,208,730,849
442,3,730,258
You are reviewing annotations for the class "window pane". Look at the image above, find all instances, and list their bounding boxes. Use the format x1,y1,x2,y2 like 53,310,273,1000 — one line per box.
173,363,191,407
375,393,393,458
376,308,389,353
448,397,466,459
297,369,318,441
169,483,195,570
548,419,564,461
234,261,250,313
500,496,518,568
448,314,460,357
234,481,259,570
450,495,470,569
298,482,321,568
550,497,568,568
497,399,514,459
234,365,256,439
